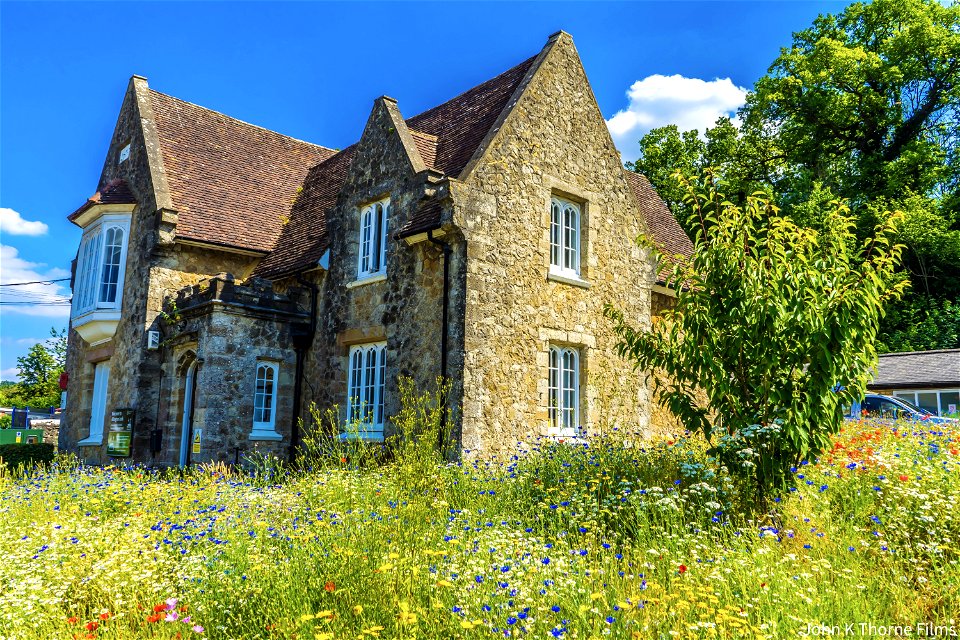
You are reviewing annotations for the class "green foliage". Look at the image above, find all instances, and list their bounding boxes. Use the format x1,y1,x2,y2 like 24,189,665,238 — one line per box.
3,327,67,409
0,443,55,470
631,0,960,340
2,420,958,637
878,294,960,352
0,414,10,429
606,174,907,505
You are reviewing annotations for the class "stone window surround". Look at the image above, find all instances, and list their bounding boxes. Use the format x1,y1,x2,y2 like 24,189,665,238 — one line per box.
250,359,282,441
356,196,391,281
542,179,594,288
345,341,387,441
549,344,580,437
539,327,595,438
77,358,111,447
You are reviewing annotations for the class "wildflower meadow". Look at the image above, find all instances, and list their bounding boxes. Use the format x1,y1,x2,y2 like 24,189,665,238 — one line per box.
2,418,959,639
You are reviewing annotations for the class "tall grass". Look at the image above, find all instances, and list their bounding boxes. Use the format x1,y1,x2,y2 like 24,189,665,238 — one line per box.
1,390,958,638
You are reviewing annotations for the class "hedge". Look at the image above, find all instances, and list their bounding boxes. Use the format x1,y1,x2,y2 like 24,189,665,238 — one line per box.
0,443,55,469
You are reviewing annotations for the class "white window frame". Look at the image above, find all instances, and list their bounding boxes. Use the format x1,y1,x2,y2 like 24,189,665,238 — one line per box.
251,361,282,440
893,389,960,417
78,360,110,446
550,196,581,278
548,346,580,437
72,213,131,319
346,342,387,440
357,197,390,280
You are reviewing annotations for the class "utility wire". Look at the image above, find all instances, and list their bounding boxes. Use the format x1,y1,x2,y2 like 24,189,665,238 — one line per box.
0,278,70,287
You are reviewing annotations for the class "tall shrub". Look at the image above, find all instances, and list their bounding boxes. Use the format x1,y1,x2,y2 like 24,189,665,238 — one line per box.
606,174,907,505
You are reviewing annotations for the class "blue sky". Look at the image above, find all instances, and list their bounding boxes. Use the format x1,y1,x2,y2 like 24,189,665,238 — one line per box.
0,0,846,381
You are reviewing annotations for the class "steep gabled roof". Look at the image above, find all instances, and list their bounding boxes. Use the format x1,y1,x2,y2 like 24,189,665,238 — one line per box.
405,56,536,177
254,56,538,279
623,170,694,282
68,178,137,222
252,146,356,279
149,90,336,253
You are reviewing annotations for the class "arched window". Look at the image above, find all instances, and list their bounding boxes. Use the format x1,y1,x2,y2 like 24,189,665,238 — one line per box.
71,215,130,318
550,197,580,276
99,226,125,304
252,361,279,436
346,342,387,438
357,198,389,278
548,346,580,436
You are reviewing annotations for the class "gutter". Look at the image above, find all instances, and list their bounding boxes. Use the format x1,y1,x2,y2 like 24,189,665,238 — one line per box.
427,229,452,452
427,230,450,379
289,275,319,462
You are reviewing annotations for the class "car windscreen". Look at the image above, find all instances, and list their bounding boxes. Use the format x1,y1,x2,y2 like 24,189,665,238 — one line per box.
893,397,926,414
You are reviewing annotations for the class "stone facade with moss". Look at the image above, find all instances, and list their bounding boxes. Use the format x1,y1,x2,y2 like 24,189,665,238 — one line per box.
60,32,692,466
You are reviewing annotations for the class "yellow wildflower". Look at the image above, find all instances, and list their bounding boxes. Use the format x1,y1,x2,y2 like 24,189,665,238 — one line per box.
352,605,363,615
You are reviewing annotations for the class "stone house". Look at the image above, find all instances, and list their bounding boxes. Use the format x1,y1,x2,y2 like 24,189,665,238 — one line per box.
60,32,693,465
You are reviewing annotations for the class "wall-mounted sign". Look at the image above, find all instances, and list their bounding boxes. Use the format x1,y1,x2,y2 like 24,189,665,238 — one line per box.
107,408,135,457
15,432,21,444
192,429,202,455
950,404,958,415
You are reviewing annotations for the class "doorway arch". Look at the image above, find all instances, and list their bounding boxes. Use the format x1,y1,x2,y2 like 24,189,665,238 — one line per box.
179,358,199,467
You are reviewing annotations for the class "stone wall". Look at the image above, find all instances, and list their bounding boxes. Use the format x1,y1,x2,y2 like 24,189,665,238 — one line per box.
453,33,655,453
148,275,307,466
62,77,261,464
298,98,450,440
63,77,164,464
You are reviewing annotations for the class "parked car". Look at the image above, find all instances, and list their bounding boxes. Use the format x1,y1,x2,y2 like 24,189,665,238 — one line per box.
844,393,958,425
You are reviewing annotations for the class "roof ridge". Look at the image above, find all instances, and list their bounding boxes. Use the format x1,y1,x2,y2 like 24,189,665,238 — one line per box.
148,88,336,153
880,348,960,357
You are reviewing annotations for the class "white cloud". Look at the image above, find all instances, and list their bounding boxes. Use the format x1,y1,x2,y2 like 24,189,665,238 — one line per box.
0,367,20,380
0,208,48,236
606,74,748,162
0,244,71,318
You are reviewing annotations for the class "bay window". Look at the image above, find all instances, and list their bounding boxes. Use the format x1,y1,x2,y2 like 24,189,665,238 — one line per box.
73,214,130,318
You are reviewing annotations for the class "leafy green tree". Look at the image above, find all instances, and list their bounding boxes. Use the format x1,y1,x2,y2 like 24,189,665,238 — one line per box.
17,344,56,395
877,295,960,353
4,327,68,409
606,175,907,506
631,0,960,349
746,0,960,206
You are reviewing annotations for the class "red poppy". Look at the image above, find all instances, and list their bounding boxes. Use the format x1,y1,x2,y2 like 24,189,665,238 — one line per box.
67,617,79,625
85,621,99,632
951,449,958,455
153,604,167,613
325,581,336,592
898,475,909,482
340,457,347,463
678,564,688,574
99,613,111,620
